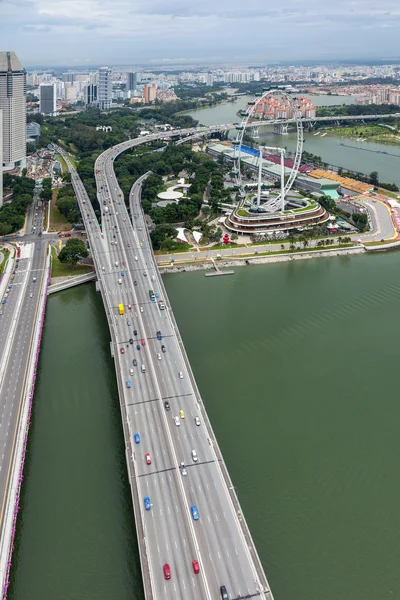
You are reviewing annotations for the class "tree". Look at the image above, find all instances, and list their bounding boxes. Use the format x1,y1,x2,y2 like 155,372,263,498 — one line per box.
369,171,379,187
26,142,36,155
150,223,178,250
58,238,88,266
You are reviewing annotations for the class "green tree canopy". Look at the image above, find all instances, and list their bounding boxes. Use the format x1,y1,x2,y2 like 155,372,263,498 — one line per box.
58,238,88,266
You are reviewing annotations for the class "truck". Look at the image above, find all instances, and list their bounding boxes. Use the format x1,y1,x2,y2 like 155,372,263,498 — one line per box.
149,289,156,302
118,303,125,315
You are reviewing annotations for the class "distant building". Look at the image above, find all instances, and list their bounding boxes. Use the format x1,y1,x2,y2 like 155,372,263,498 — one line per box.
0,51,26,169
39,83,56,114
156,89,178,103
144,83,157,103
127,72,137,95
97,67,112,110
62,73,75,83
206,73,214,86
84,84,97,105
26,121,41,143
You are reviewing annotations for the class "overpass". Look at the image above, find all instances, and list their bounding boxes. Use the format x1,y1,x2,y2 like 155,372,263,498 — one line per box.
47,271,96,295
59,127,274,600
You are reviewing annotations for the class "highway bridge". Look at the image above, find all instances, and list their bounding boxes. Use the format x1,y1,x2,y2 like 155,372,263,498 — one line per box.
59,127,274,600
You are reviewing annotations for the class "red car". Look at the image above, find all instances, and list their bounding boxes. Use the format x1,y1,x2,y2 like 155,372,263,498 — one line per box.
120,348,125,354
163,563,171,580
141,339,145,346
192,559,200,574
145,453,151,465
127,243,131,248
128,304,132,309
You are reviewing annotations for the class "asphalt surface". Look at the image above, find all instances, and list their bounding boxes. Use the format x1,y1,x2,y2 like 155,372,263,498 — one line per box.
59,132,271,600
0,237,48,538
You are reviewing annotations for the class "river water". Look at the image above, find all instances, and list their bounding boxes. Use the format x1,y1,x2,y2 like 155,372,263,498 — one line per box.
9,251,400,600
187,93,400,186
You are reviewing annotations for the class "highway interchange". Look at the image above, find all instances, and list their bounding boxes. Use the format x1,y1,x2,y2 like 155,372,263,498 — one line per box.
61,131,272,600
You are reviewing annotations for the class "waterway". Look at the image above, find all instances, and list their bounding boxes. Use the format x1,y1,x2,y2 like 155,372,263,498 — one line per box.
10,251,400,600
186,94,400,186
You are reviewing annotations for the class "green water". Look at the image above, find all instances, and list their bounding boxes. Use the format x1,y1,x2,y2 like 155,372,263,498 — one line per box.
10,252,400,600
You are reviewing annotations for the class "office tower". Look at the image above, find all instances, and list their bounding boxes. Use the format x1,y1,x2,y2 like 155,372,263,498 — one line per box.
127,72,137,95
84,84,97,105
0,51,26,169
0,110,2,206
39,83,56,114
26,121,40,143
97,67,112,110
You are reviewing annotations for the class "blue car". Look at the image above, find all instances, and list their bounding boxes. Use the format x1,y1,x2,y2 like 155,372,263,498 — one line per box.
136,344,141,350
121,271,125,277
1,300,6,305
144,496,151,511
134,433,140,444
126,380,131,389
191,505,199,521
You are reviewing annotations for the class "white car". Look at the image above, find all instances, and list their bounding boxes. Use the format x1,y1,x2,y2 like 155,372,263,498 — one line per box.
179,371,183,379
174,416,180,427
140,307,144,313
194,416,201,427
157,353,161,360
129,368,134,375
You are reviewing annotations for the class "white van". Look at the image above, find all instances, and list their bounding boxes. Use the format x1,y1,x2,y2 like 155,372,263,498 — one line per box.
141,364,146,373
191,450,198,463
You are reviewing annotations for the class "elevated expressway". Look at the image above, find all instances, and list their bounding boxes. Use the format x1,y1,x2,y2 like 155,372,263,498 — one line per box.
61,129,273,600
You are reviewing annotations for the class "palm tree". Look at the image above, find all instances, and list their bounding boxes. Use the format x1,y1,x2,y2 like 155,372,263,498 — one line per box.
302,238,309,249
337,236,342,245
281,244,285,251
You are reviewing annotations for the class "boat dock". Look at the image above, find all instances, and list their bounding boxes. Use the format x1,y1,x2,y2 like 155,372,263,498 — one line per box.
205,258,234,277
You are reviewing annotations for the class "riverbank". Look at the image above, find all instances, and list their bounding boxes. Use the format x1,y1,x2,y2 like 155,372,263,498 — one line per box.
324,125,400,146
159,245,366,273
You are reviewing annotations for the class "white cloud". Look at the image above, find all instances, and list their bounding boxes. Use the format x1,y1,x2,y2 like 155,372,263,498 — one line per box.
2,0,400,65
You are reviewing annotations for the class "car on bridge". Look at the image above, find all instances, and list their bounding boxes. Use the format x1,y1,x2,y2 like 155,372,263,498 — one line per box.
126,380,131,389
136,344,141,350
145,453,151,465
192,559,200,574
179,410,185,419
134,433,140,444
191,505,199,520
144,496,151,511
141,339,145,346
120,348,125,354
194,416,201,427
163,563,171,580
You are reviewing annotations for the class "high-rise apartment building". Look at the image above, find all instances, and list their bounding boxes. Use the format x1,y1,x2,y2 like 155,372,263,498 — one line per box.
144,84,157,103
0,51,26,169
39,83,56,114
127,72,137,95
62,72,75,83
98,67,112,110
84,84,97,105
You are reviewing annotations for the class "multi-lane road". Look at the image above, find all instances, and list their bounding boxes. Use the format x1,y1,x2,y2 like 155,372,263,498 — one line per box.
0,235,48,547
61,133,273,600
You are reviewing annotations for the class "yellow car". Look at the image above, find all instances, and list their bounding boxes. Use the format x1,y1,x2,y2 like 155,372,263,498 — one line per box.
179,409,185,419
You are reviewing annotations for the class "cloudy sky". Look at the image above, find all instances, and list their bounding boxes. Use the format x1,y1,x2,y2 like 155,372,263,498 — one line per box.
1,0,400,67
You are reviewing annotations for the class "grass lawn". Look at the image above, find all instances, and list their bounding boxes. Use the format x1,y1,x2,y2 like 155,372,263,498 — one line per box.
57,153,68,173
51,246,92,277
208,242,246,250
0,249,10,276
49,189,70,232
67,153,79,169
155,243,193,254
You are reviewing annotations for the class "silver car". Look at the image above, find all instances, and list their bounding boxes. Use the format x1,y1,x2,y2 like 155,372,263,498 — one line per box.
174,416,180,427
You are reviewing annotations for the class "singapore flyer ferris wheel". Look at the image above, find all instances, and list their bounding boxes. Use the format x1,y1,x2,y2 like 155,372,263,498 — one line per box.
233,89,304,213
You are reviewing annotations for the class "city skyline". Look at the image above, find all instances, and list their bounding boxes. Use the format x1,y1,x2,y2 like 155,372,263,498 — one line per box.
2,0,400,66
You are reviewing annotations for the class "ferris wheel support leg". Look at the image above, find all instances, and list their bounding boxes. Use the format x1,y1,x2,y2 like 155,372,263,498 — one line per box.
257,145,263,207
281,149,285,212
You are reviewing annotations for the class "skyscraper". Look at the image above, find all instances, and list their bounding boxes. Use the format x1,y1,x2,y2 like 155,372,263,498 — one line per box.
0,51,26,169
98,67,112,110
0,110,3,207
84,84,97,105
144,84,157,103
127,72,137,95
39,83,56,115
